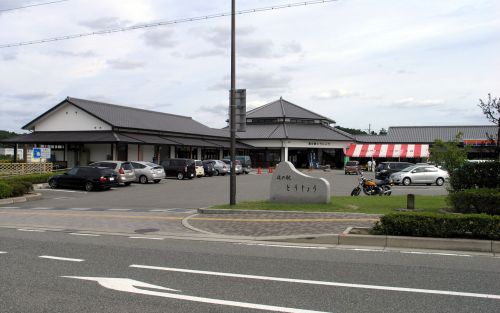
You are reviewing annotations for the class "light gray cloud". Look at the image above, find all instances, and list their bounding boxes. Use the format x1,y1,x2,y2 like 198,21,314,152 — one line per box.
211,71,292,98
1,51,17,61
142,29,177,48
391,98,444,108
313,89,359,100
185,49,225,59
6,92,52,101
199,103,228,115
106,59,145,70
50,50,97,58
79,17,132,30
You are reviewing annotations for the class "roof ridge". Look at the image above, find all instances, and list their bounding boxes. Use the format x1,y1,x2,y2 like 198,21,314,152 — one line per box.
67,97,192,120
389,125,496,128
280,98,335,122
245,99,280,115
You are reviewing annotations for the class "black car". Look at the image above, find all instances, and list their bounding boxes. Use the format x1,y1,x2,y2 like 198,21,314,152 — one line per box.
202,160,216,177
160,158,196,180
48,166,118,191
375,162,413,180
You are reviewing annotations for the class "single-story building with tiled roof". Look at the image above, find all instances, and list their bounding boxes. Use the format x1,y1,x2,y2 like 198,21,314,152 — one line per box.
347,125,498,162
3,97,253,167
2,96,498,169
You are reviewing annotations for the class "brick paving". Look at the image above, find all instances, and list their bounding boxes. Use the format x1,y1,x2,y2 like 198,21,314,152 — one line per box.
185,212,381,237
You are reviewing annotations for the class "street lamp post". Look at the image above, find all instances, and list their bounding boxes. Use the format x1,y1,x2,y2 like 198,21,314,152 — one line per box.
229,0,236,205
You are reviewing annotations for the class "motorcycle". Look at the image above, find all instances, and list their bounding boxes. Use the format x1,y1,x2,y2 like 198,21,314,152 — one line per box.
350,171,393,196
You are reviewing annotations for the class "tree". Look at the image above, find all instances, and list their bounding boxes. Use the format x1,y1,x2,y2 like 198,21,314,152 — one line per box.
335,126,368,135
0,130,18,148
478,93,500,160
379,128,388,135
429,133,469,173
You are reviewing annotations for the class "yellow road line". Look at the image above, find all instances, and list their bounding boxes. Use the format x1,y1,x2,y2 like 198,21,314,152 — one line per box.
0,211,378,223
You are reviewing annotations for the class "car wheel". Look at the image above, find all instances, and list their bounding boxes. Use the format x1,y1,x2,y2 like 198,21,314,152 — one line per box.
153,179,161,184
214,170,219,176
139,175,148,184
177,172,184,180
124,182,132,186
436,177,444,186
402,177,411,186
49,179,58,189
85,182,93,192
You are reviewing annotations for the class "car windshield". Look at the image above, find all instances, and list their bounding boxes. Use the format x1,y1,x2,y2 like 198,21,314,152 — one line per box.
145,162,157,167
195,161,202,166
346,161,357,166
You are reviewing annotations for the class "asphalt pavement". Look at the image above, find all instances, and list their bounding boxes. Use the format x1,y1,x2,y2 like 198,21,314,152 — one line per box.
1,228,499,313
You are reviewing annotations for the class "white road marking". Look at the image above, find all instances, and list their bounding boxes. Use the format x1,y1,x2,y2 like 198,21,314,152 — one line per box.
350,248,385,252
39,255,84,262
129,236,164,240
63,276,327,313
400,251,472,257
130,264,500,300
149,209,170,212
18,228,46,232
30,207,52,210
0,206,19,209
69,233,100,237
0,251,7,254
39,189,85,193
235,243,327,250
107,208,132,211
69,208,92,211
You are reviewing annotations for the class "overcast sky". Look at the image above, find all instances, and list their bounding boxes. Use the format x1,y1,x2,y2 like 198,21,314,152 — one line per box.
0,0,498,133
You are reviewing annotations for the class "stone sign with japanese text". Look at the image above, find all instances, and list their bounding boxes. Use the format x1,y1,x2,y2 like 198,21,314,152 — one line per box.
270,161,330,204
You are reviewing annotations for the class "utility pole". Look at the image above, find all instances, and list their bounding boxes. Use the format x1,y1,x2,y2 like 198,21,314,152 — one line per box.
229,0,236,205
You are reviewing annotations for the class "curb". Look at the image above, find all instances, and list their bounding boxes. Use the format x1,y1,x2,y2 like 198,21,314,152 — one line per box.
0,193,42,205
33,183,49,190
197,208,382,216
268,232,500,254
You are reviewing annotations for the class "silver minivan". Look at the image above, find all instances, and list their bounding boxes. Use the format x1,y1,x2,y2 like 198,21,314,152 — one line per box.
89,161,136,186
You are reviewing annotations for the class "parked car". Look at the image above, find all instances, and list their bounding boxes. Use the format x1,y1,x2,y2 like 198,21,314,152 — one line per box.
48,166,118,191
194,160,205,178
390,165,449,186
160,158,196,180
130,161,165,184
225,155,252,174
202,160,216,177
344,161,360,175
375,161,414,180
223,159,243,175
89,161,136,186
205,159,228,176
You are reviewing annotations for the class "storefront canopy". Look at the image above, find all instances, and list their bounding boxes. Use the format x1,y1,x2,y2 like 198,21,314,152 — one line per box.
346,143,429,158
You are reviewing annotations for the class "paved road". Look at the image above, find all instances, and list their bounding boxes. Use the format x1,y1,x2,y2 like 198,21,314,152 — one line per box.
1,228,499,313
4,170,447,211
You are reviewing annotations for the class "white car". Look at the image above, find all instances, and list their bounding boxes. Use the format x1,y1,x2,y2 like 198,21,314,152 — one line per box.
130,161,166,184
390,165,449,186
194,160,205,178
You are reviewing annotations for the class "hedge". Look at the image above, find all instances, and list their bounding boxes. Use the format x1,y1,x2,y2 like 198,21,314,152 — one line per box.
447,188,500,215
449,161,500,191
371,212,500,240
1,173,54,185
0,181,13,199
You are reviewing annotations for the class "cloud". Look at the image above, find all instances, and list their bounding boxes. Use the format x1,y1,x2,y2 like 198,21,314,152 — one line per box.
106,59,145,70
50,50,98,58
211,72,292,97
185,49,225,59
392,98,444,108
313,89,358,100
5,92,52,101
199,103,228,115
142,29,177,48
79,17,132,30
0,51,17,61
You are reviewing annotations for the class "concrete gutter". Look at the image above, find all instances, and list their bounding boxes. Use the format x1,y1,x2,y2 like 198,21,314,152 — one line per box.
0,193,42,205
269,232,500,254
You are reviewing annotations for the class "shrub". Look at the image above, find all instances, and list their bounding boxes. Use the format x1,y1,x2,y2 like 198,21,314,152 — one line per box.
0,181,13,199
9,182,31,197
371,212,500,240
449,161,500,191
2,173,53,185
447,188,500,215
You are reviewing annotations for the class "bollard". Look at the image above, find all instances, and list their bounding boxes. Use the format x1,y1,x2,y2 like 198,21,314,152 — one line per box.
257,167,262,175
407,194,415,210
269,167,273,174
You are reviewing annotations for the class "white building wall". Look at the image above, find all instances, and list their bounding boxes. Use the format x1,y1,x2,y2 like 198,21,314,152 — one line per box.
142,145,155,163
35,103,112,131
85,144,110,163
128,144,139,161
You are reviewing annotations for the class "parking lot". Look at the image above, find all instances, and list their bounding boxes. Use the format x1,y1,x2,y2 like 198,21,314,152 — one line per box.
4,169,448,211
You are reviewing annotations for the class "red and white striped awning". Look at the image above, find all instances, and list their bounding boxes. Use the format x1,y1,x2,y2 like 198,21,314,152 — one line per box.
346,143,429,158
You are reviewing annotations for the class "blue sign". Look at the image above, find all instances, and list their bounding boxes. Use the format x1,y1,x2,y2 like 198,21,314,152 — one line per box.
33,148,42,159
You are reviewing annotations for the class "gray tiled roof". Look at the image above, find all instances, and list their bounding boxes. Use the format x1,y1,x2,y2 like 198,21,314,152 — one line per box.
356,126,498,143
23,97,229,138
237,123,353,141
246,98,335,123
